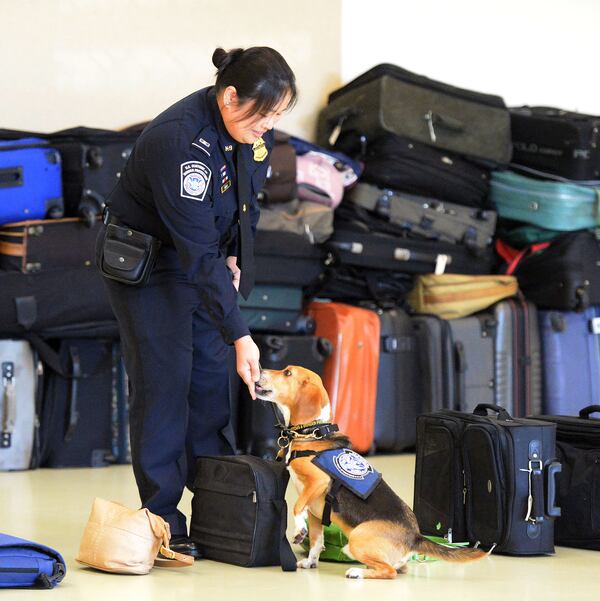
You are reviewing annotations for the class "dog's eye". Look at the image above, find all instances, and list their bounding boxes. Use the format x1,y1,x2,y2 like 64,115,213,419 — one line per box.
283,369,292,377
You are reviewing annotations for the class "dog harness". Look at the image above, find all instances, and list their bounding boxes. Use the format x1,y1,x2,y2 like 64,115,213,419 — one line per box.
289,447,382,526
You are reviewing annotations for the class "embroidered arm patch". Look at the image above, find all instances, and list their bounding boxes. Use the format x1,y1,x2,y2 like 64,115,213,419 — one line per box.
312,448,382,500
180,161,211,201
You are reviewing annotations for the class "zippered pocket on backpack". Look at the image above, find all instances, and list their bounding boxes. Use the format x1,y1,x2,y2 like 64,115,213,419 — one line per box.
463,424,506,547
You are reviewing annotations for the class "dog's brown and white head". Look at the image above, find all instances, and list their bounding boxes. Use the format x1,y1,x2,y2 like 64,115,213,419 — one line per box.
255,366,331,427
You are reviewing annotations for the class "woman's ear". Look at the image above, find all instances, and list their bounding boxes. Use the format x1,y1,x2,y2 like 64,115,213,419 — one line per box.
223,85,238,107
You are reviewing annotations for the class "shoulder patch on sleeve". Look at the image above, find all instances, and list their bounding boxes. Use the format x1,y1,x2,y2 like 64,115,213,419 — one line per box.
180,161,211,201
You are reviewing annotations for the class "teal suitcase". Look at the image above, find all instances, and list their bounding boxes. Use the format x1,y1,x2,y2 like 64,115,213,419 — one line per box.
238,285,314,334
490,170,600,231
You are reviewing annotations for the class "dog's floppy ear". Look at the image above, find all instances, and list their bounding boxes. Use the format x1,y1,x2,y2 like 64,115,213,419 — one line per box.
295,378,328,424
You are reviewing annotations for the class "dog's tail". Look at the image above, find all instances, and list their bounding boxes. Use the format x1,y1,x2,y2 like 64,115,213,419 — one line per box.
412,535,487,563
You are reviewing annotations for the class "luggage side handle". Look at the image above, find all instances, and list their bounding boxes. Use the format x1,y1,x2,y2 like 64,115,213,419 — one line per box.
579,405,600,418
546,461,562,518
0,166,24,189
473,403,513,422
424,110,465,144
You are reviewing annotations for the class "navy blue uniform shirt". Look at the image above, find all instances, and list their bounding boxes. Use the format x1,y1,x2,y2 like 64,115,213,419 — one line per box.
107,86,273,343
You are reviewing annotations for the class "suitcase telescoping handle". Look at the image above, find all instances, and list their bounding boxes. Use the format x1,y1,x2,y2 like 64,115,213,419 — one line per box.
473,403,513,422
546,462,562,518
579,405,600,419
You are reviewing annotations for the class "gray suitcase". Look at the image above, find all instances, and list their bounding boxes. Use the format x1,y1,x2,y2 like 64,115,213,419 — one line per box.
493,298,542,416
346,183,497,253
411,315,456,413
317,63,512,163
373,307,421,452
0,340,38,471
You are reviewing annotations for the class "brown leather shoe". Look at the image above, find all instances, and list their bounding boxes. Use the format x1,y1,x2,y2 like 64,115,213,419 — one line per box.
168,535,202,560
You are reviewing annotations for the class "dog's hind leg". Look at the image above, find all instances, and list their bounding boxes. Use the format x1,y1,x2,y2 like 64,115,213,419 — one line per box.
297,512,324,569
345,523,398,580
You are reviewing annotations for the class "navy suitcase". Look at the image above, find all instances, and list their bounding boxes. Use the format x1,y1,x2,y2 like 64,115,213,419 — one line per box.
0,138,63,225
539,308,600,414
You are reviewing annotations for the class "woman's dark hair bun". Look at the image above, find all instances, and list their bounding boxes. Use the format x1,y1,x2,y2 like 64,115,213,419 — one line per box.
212,47,244,72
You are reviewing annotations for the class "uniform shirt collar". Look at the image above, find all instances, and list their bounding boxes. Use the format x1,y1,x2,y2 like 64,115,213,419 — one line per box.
207,87,237,152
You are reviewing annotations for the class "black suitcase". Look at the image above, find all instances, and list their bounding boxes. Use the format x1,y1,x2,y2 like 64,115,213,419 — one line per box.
0,218,100,273
510,106,600,181
49,127,139,224
504,231,600,311
373,307,421,452
254,230,326,288
236,335,332,458
352,134,491,208
534,405,600,551
317,63,512,164
0,267,116,337
414,404,561,554
38,338,129,468
309,264,414,308
328,222,496,276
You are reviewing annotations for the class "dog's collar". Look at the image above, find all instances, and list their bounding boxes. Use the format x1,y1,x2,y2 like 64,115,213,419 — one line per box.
277,421,339,450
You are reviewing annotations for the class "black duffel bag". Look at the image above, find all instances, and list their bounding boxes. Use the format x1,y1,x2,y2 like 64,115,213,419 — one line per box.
190,455,297,570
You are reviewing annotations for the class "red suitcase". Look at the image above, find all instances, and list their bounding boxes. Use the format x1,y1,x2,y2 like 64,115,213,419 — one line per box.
307,301,380,452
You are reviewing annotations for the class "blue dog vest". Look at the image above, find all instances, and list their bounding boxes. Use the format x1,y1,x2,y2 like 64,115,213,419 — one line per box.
312,448,382,500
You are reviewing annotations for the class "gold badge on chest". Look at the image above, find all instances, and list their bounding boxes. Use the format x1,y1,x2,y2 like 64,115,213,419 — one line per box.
252,137,268,162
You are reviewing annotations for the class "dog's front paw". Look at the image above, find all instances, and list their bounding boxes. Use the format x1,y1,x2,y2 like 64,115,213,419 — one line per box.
297,557,318,569
293,527,308,545
345,567,365,579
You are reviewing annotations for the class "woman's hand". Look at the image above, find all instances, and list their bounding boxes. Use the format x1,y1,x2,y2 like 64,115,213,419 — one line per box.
234,335,260,399
226,256,241,292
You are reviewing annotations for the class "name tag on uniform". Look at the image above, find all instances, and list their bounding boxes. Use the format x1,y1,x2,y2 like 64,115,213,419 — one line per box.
312,448,382,500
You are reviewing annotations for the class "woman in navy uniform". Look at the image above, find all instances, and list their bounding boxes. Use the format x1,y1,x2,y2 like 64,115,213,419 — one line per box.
99,47,296,557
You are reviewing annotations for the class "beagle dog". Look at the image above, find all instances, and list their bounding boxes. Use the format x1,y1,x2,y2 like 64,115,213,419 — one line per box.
255,365,487,579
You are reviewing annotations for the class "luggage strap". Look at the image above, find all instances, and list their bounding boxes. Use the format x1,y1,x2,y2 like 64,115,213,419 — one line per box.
519,439,545,525
1,361,16,448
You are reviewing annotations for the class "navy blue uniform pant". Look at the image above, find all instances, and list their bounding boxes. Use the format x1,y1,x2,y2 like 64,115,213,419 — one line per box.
103,246,236,535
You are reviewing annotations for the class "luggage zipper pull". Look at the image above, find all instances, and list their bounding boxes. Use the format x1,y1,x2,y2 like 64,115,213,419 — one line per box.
462,470,467,505
328,115,347,147
424,110,437,143
434,254,449,275
252,491,257,503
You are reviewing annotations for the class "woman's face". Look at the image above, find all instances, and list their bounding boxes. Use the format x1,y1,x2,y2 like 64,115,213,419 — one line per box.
219,86,293,144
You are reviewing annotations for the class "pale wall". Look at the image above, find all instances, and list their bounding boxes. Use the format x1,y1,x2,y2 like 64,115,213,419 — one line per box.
1,0,342,139
341,0,599,114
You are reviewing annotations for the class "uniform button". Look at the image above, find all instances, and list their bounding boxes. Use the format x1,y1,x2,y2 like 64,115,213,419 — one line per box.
242,204,247,212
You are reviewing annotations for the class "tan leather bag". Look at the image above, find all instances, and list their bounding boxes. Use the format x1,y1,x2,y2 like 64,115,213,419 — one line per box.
76,498,194,574
408,274,519,319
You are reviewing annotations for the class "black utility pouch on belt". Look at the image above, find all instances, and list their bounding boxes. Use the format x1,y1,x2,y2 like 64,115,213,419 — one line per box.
98,223,161,286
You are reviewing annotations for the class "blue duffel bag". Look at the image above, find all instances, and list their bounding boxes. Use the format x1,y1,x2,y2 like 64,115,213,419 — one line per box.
0,533,66,589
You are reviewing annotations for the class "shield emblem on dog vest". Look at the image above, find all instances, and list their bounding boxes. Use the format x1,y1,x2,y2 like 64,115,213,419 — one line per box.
312,448,382,500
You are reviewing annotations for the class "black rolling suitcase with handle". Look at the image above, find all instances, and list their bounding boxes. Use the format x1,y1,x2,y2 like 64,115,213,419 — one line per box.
236,335,332,459
510,106,600,181
534,406,600,550
414,404,562,554
373,307,421,452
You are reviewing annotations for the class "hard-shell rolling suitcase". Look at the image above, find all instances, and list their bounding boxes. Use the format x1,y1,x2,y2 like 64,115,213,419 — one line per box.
328,223,496,276
346,182,497,253
0,218,100,273
238,285,315,334
500,231,600,311
49,127,139,224
538,308,600,414
446,314,496,413
307,302,380,453
0,138,63,225
317,63,512,163
414,404,561,554
490,170,600,231
38,338,128,468
492,297,542,417
534,406,600,550
411,315,456,413
373,307,421,452
510,106,600,181
236,335,332,459
0,340,39,471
